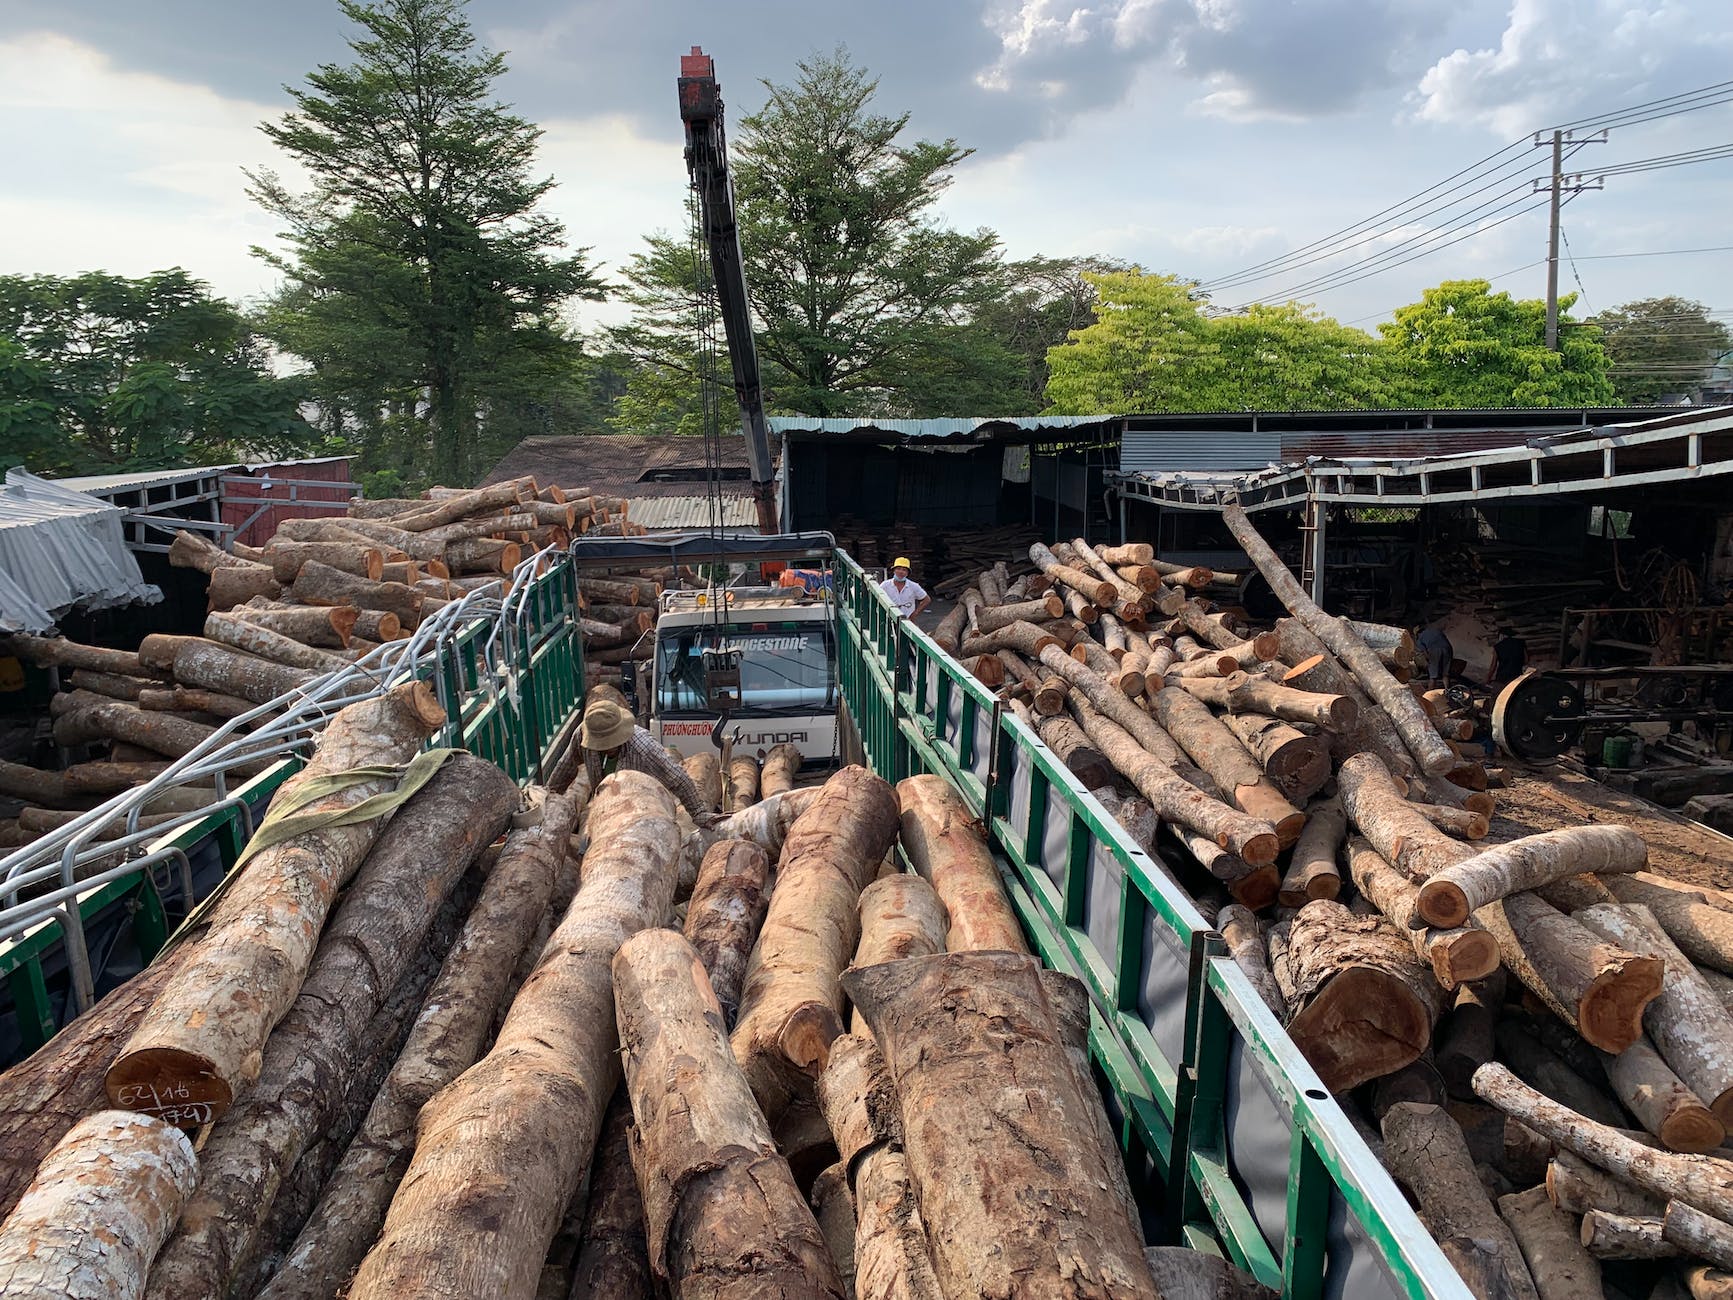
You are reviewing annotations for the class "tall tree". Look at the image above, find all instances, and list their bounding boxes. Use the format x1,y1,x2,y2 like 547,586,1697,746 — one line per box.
1043,271,1221,413
1379,279,1614,408
613,48,1009,421
973,256,1131,413
0,270,313,475
1590,296,1731,404
250,0,604,485
1211,304,1403,411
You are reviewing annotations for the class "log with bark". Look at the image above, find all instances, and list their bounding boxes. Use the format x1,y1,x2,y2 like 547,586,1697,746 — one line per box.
231,602,358,648
1268,899,1446,1090
1337,752,1469,881
682,750,724,813
1666,1202,1733,1272
1224,712,1332,802
168,527,255,573
64,668,155,699
0,1110,198,1300
345,770,682,1299
1492,1017,1628,1127
1224,505,1455,774
762,741,803,798
262,539,384,584
896,773,1029,954
731,766,901,1120
997,648,1067,715
960,619,1062,659
1029,541,1116,606
1025,707,1114,789
385,480,529,532
289,560,424,628
3,633,165,680
53,696,260,769
1604,875,1733,977
1149,686,1306,846
845,952,1159,1299
1219,903,1285,1017
726,752,759,810
565,1092,655,1300
168,636,319,707
615,927,847,1298
1580,1210,1679,1259
1380,1102,1541,1300
1548,1148,1663,1217
1498,1182,1605,1300
684,838,772,1027
104,681,446,1123
207,563,285,610
1604,1038,1727,1154
1416,826,1648,929
1346,837,1501,987
203,611,349,674
1037,644,1191,769
975,594,1065,633
811,1164,857,1298
1279,795,1345,907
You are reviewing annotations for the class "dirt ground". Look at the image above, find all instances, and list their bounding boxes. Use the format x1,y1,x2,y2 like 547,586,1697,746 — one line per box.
1491,764,1733,891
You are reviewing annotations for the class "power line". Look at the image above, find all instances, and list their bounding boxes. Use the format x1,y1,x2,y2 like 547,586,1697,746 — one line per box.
1554,81,1733,132
1569,245,1733,260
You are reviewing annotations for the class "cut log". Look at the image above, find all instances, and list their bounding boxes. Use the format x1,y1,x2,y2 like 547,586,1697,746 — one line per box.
1030,709,1114,789
1216,674,1360,731
0,760,69,808
170,637,317,706
1174,823,1280,909
930,600,969,653
1412,803,1491,840
1219,903,1284,1017
566,1092,655,1300
615,928,847,1298
290,559,424,629
731,767,901,1120
1037,644,1191,769
1417,825,1648,929
4,634,163,679
1346,837,1500,986
1029,541,1116,605
230,602,357,648
104,682,445,1123
761,741,803,799
1380,1102,1541,1300
257,777,569,1300
52,697,253,768
895,773,1029,954
1580,1210,1678,1258
845,952,1159,1299
64,669,155,699
1665,1201,1733,1271
1279,795,1345,907
811,1164,857,1299
1604,1038,1727,1154
1224,713,1332,802
136,685,258,720
1576,904,1733,1128
345,770,681,1299
975,594,1065,633
168,527,252,573
1099,542,1154,565
726,753,759,810
1150,686,1305,845
1499,1183,1602,1300
203,611,349,673
263,539,383,584
1604,875,1733,976
207,563,284,610
682,750,724,813
1268,900,1445,1091
1494,1018,1629,1127
1225,505,1455,774
684,838,771,1027
386,480,529,531
0,1111,197,1300
1337,752,1469,881
61,760,179,795
960,619,1060,659
847,875,946,1037
1548,1148,1663,1216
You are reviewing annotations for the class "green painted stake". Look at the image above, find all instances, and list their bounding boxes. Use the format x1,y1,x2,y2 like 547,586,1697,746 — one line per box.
8,960,55,1051
1283,1127,1332,1300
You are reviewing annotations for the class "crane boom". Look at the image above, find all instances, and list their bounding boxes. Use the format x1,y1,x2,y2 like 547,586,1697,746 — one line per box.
677,47,779,534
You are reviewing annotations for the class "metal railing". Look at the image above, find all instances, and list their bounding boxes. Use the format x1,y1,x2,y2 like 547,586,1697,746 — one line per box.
834,549,1466,1300
0,550,584,1055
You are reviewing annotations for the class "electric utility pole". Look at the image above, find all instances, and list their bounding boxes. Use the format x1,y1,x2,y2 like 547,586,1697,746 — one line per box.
1534,128,1605,350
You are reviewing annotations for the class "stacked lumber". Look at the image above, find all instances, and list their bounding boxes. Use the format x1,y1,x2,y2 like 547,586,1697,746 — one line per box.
575,569,666,684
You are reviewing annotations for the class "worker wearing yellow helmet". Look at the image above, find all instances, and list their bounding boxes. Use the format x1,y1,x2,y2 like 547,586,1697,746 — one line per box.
879,557,931,620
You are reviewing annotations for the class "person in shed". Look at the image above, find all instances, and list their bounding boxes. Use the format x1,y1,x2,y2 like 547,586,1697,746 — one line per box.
879,558,931,620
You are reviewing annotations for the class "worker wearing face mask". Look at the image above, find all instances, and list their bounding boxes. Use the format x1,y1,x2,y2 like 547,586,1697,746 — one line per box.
879,557,931,620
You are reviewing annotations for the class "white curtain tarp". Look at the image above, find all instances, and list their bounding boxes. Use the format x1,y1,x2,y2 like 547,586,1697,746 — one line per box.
0,469,161,633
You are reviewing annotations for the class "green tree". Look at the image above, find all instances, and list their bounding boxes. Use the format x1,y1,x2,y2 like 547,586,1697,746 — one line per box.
972,256,1131,414
1379,279,1614,407
250,0,604,485
0,269,313,475
614,48,1009,422
1211,304,1404,411
1043,271,1221,413
1589,296,1732,404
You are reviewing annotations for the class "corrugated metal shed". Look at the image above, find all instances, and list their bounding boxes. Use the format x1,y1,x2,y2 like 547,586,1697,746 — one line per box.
55,465,230,495
623,496,758,530
1121,429,1282,474
0,470,160,631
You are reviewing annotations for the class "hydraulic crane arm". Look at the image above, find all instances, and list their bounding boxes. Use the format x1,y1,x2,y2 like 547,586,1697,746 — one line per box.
678,47,779,534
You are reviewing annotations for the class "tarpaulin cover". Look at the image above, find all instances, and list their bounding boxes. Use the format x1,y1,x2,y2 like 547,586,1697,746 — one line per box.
0,469,160,633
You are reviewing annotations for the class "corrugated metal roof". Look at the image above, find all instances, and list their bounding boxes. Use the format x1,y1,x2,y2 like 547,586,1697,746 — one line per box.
1121,429,1281,473
0,470,160,630
55,465,233,495
624,495,758,530
482,434,777,498
767,416,1117,439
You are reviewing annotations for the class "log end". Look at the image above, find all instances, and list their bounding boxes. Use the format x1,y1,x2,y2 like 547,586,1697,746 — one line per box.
777,1002,846,1077
1416,878,1471,930
328,605,360,645
1227,865,1282,912
1577,954,1665,1053
1429,928,1501,987
400,679,447,731
1287,966,1432,1092
1042,593,1065,618
1235,829,1282,868
104,1047,234,1126
1665,1100,1728,1154
1248,631,1280,662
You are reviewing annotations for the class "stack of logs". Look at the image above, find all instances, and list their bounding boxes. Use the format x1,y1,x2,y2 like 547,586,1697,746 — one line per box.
929,520,1733,1299
577,571,664,687
0,476,601,858
0,679,1217,1300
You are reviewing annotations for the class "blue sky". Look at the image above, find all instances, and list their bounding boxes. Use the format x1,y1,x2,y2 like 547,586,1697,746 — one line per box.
2,0,1730,335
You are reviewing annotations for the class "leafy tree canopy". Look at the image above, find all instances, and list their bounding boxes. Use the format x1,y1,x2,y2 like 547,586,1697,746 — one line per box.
250,0,604,485
0,269,313,475
1589,296,1732,404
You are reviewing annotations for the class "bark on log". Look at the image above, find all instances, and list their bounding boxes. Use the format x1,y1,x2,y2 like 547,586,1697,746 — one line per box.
387,480,529,532
684,838,772,1027
105,682,445,1122
682,750,724,813
52,697,257,768
1604,875,1733,976
137,685,259,720
1475,1062,1733,1225
0,760,70,808
1576,904,1733,1128
141,757,520,1299
207,563,284,611
678,788,823,895
203,611,349,673
975,595,1065,633
1412,803,1491,840
257,780,569,1300
731,767,901,1120
1580,1210,1678,1258
168,527,253,573
1268,900,1445,1091
170,637,318,706
566,1092,655,1300
1219,903,1285,1017
1548,1148,1662,1217
1338,752,1469,881
1225,713,1332,802
1151,686,1306,845
1279,795,1346,906
64,669,155,700
1380,1102,1541,1300
615,928,847,1298
290,560,424,628
1100,542,1155,565
262,540,383,584
346,770,681,1300
1038,644,1191,769
62,760,181,796
1493,1018,1629,1126
1215,675,1359,731
1225,505,1455,773
1417,826,1648,929
726,753,759,810
1030,710,1114,789
0,1110,197,1300
231,603,358,648
811,1164,857,1299
1665,1201,1733,1271
960,619,1062,659
1476,892,1663,1054
1029,542,1116,605
1604,1038,1727,1154
1499,1183,1602,1300
761,742,803,799
3,634,163,679
931,600,969,653
845,952,1160,1299
895,773,1029,954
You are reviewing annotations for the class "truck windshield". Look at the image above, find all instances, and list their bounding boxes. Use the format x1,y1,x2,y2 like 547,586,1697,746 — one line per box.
657,625,834,713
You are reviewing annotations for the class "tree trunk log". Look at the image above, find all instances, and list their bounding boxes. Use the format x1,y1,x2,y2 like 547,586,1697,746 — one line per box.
0,760,70,808
615,928,847,1298
1038,645,1191,769
0,1111,197,1300
1576,904,1733,1127
566,1092,655,1300
1438,973,1506,1099
203,611,348,674
684,838,771,1027
4,634,164,679
961,619,1061,659
1548,1148,1662,1216
207,563,284,611
1665,1201,1733,1271
387,480,529,531
257,781,569,1300
844,952,1160,1299
1280,795,1346,907
731,767,900,1120
345,770,681,1300
1604,875,1733,976
169,637,318,706
1579,1210,1678,1258
52,696,258,768
104,682,445,1123
1225,713,1332,802
1412,802,1491,840
1380,1102,1541,1300
1030,710,1114,789
1268,900,1445,1091
168,528,251,573
682,750,724,813
1219,904,1285,1017
761,742,803,799
64,669,155,699
976,595,1065,633
137,685,260,720
1338,752,1468,881
894,773,1029,955
811,1164,857,1299
931,600,969,653
1417,826,1648,929
1100,542,1155,565
1493,1019,1629,1126
262,540,383,584
1150,686,1305,845
231,603,357,648
290,560,424,628
1499,1183,1602,1300
1604,1038,1726,1154
62,760,181,796
1029,542,1116,605
1225,506,1454,773
726,753,759,810
1215,674,1359,731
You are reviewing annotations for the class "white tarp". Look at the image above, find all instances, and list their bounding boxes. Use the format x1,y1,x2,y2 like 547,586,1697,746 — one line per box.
0,469,160,633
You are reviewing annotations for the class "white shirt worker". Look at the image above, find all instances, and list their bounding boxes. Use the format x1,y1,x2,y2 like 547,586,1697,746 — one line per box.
880,574,928,618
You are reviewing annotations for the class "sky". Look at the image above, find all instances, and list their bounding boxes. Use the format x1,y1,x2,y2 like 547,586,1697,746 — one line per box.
2,0,1731,338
